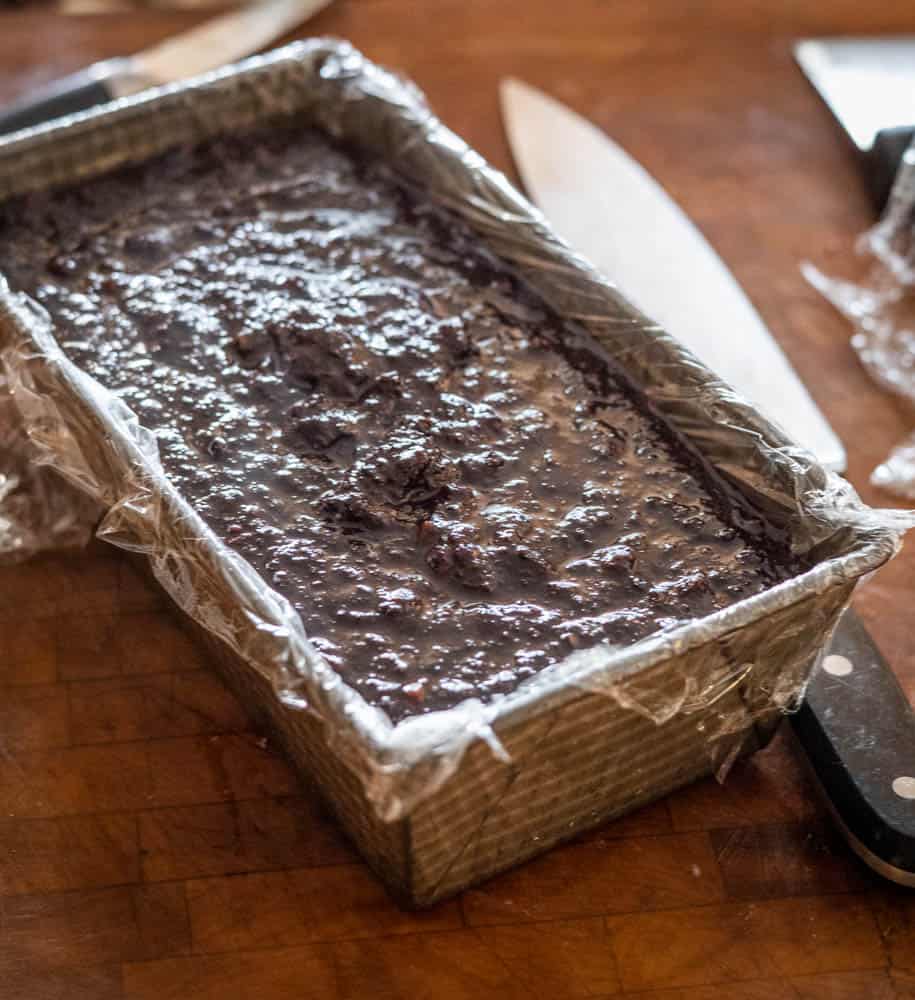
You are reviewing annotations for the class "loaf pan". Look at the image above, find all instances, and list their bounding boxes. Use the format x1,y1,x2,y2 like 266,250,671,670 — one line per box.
0,39,906,906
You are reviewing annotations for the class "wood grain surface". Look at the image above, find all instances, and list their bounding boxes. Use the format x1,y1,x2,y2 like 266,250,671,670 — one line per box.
1,2,914,997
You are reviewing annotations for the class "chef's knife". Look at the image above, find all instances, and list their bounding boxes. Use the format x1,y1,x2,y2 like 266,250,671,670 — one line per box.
500,78,915,885
501,78,844,473
795,37,915,210
0,0,333,137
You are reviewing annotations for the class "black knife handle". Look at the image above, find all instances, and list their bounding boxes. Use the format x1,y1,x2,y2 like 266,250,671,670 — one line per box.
0,58,137,137
791,609,915,884
866,125,915,212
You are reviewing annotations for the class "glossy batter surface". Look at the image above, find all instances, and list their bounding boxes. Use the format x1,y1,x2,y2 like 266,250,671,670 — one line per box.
0,126,795,721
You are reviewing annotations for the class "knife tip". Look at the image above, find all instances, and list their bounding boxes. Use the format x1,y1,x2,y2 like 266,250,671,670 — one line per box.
500,76,539,99
498,76,520,101
499,76,545,121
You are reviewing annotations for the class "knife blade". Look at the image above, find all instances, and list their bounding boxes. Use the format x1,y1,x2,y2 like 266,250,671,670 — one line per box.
500,77,915,886
0,0,333,137
500,78,846,474
795,37,915,209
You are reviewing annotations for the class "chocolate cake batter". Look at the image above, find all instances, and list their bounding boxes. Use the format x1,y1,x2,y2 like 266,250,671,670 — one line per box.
0,125,796,721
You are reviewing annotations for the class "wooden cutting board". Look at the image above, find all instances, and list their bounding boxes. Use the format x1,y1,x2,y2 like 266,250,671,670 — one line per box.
1,3,914,997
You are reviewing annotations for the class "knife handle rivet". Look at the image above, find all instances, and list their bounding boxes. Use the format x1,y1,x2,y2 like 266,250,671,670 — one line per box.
823,654,853,677
892,777,915,800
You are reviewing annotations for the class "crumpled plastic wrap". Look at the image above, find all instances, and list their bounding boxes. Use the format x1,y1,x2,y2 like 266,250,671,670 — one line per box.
0,307,98,563
804,140,915,499
0,40,912,858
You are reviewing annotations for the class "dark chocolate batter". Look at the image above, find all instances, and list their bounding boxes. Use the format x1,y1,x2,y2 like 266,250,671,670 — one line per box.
0,125,796,722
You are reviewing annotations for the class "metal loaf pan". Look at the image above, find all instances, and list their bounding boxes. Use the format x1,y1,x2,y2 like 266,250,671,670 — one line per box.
0,40,901,906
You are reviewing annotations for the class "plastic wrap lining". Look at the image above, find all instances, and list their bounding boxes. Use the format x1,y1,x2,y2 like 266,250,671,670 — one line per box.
805,139,915,499
0,40,911,833
0,299,97,562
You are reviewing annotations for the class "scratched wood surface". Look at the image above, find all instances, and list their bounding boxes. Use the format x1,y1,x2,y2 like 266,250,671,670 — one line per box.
1,2,914,998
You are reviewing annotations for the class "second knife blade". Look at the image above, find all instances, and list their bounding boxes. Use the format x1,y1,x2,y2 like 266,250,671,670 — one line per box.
500,78,846,473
